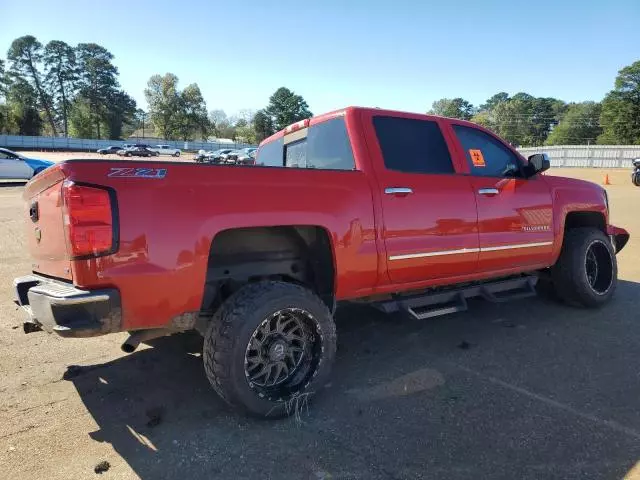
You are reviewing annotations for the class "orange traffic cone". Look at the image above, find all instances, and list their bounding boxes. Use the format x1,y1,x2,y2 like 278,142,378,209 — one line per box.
603,174,611,185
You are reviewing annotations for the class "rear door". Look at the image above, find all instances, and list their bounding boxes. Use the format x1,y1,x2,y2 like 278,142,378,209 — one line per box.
449,123,553,274
362,112,479,284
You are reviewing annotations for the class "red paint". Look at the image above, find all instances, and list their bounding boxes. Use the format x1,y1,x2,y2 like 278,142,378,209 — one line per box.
22,107,629,332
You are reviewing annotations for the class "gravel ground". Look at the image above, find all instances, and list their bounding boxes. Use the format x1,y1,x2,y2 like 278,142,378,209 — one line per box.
0,167,639,479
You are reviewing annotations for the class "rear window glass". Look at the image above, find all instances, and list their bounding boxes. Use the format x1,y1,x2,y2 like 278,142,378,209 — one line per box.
257,117,356,170
373,116,454,174
256,137,284,166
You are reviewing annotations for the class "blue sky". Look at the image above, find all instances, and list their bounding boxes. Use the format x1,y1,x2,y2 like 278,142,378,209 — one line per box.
2,0,639,117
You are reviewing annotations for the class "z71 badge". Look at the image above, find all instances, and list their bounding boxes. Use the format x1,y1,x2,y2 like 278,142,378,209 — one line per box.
108,167,167,178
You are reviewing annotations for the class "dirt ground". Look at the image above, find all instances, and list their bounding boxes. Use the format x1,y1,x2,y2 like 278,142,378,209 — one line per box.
1,166,639,479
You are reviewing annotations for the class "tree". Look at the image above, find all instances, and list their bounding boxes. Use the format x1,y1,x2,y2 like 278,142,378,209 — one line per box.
175,83,209,141
76,43,119,138
470,110,494,130
598,61,640,144
0,59,8,98
253,109,274,142
7,35,57,135
429,97,474,120
6,79,43,135
265,87,312,131
145,73,180,139
545,102,602,145
44,40,78,136
104,90,137,139
480,92,509,111
68,96,93,138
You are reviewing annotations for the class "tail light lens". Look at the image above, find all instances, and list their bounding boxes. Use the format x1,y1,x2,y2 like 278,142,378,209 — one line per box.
62,181,116,258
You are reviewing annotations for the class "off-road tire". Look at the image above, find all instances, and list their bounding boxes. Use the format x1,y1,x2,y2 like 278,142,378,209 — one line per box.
203,281,336,417
550,227,617,307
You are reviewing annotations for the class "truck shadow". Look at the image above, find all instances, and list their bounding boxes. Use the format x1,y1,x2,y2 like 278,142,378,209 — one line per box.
66,279,640,479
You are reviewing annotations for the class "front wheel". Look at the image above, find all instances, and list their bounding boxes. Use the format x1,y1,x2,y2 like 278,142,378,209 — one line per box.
173,152,180,157
203,281,336,417
632,171,640,186
550,227,617,307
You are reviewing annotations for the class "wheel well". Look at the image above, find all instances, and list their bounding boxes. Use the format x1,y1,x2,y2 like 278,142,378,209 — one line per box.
564,211,606,233
201,226,335,314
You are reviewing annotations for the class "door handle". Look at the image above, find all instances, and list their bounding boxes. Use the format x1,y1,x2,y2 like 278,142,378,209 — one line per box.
478,188,499,196
385,187,413,195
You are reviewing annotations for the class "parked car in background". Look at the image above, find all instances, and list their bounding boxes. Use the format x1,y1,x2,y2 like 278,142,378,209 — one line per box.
97,146,123,155
116,146,159,158
218,150,238,163
204,149,234,163
226,147,257,163
235,148,258,165
0,148,54,179
150,145,181,157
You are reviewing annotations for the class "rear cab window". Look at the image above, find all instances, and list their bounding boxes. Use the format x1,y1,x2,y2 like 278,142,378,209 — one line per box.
372,116,454,174
256,117,356,170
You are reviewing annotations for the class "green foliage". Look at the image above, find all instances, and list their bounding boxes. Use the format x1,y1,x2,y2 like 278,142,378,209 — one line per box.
104,90,137,139
175,83,210,140
0,59,8,98
76,43,120,138
545,102,602,145
598,61,640,144
7,79,42,135
0,103,17,133
43,40,78,136
145,73,180,139
7,35,57,135
253,109,274,142
146,74,209,140
480,92,509,111
68,96,94,138
474,92,565,146
429,97,474,120
265,87,312,131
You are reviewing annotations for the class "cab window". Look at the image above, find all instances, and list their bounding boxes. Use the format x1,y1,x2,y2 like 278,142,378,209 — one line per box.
453,125,522,177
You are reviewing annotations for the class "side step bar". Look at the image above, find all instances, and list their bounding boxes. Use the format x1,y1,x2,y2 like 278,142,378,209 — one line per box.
376,276,538,320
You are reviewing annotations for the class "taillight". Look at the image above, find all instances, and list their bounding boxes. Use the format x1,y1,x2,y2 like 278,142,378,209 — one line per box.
62,180,116,258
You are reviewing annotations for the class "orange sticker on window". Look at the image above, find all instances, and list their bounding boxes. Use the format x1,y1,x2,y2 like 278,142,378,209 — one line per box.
469,149,485,167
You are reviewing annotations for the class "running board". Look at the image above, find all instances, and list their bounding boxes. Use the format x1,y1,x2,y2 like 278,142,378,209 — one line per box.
376,276,538,321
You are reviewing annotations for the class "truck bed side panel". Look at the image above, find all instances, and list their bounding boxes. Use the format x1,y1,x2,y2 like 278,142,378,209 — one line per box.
61,160,377,331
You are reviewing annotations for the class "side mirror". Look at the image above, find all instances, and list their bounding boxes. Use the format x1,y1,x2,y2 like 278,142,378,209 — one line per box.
527,153,550,176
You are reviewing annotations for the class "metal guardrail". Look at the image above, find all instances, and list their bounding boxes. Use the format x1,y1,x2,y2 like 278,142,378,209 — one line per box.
518,145,640,168
0,134,255,152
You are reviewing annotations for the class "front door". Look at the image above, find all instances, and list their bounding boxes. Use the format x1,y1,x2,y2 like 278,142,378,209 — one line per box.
450,123,554,274
364,113,479,285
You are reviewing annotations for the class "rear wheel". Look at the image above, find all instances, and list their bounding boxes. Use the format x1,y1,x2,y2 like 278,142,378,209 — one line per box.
203,281,336,417
550,227,617,307
632,171,640,186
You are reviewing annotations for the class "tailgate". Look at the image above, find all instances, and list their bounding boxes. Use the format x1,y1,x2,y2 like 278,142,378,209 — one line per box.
23,166,72,280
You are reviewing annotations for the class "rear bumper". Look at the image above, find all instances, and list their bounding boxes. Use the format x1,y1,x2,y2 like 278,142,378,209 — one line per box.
14,275,121,337
607,225,630,254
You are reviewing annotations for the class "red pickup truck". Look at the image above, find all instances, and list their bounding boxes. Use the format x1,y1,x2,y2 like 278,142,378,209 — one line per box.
14,107,629,417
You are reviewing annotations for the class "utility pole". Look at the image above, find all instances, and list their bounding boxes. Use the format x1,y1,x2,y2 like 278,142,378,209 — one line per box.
141,111,146,139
